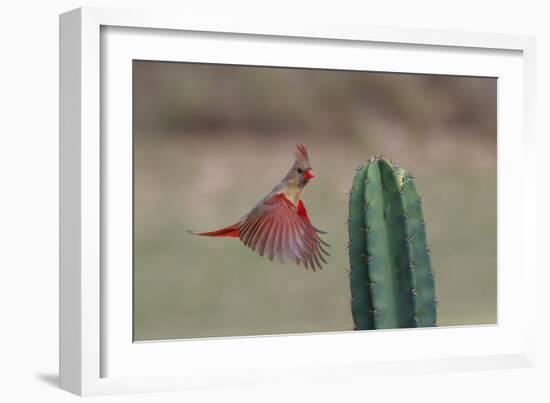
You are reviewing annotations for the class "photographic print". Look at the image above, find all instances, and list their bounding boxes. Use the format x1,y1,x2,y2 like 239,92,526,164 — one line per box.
133,61,496,341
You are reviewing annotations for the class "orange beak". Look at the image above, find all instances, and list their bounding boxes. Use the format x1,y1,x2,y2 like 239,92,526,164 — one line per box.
304,169,315,180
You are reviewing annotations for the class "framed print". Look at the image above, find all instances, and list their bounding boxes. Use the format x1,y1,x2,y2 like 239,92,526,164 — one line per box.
59,6,537,396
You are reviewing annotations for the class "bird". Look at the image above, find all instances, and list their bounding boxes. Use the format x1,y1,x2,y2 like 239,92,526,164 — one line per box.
189,143,329,271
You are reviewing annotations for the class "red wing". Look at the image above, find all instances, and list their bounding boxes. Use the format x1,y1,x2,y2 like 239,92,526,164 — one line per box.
239,194,329,271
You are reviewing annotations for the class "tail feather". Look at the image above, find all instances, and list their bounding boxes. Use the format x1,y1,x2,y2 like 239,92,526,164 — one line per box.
188,224,240,238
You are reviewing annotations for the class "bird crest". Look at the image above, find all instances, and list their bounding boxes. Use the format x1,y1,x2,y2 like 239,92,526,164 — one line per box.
295,143,310,163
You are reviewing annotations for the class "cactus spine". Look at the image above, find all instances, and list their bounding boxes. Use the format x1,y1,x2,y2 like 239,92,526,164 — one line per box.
348,157,436,330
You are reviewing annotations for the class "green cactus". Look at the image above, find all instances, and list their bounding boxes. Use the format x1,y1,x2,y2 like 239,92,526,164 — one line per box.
348,157,436,330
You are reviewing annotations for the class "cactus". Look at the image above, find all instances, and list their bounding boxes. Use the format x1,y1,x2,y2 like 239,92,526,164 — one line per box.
348,157,436,330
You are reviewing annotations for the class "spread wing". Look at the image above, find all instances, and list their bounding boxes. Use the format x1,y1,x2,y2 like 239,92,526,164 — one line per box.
239,194,329,271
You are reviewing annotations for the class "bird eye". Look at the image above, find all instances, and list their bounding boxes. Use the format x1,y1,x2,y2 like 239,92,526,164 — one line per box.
297,168,304,174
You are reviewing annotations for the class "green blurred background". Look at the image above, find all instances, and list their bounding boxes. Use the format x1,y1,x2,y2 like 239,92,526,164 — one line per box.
133,61,497,341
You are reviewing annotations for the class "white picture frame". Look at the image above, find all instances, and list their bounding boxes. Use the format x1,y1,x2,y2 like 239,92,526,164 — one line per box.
59,6,537,396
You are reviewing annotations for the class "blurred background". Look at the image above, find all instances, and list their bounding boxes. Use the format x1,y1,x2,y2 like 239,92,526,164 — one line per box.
133,61,496,341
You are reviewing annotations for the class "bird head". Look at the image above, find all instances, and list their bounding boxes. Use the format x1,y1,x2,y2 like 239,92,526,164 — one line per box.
285,143,315,187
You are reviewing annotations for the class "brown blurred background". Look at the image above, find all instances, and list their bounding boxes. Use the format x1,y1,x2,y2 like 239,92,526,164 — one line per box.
133,61,497,341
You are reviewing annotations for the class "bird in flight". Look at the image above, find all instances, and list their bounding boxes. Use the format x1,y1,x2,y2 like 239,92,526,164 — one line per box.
189,143,329,271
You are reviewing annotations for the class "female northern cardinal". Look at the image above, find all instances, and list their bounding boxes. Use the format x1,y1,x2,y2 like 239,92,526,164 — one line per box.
189,144,329,271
